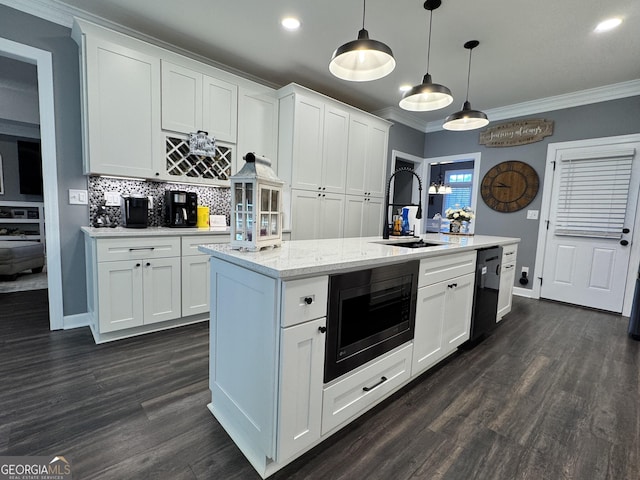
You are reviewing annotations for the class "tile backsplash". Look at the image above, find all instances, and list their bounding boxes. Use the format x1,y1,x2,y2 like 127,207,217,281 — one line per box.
88,176,230,227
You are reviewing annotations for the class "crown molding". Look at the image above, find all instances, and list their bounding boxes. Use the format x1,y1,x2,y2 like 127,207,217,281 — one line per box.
0,0,75,27
373,107,427,132
423,79,640,133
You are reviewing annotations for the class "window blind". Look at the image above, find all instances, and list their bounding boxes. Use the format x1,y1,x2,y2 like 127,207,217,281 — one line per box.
554,148,635,238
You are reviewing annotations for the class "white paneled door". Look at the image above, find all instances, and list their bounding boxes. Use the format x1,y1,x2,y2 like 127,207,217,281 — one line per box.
540,139,640,313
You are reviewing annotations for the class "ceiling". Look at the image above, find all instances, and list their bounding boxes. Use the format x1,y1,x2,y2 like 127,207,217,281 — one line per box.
8,0,640,130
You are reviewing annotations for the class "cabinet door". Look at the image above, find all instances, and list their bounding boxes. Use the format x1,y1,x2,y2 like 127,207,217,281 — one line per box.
202,75,238,143
345,116,368,196
143,256,181,325
161,61,203,134
412,282,446,375
290,189,321,240
343,195,365,238
319,193,345,239
365,123,388,198
497,263,516,321
291,95,324,191
182,255,210,317
84,37,161,178
97,260,144,332
321,106,349,194
443,272,475,350
277,318,326,461
237,87,278,173
362,197,384,237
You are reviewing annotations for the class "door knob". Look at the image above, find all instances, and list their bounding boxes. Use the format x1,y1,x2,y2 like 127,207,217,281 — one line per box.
620,239,629,246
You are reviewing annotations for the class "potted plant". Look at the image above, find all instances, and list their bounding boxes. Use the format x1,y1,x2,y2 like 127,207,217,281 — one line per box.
445,206,474,233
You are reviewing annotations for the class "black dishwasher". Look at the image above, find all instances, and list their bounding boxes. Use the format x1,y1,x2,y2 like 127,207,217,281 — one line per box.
461,246,502,348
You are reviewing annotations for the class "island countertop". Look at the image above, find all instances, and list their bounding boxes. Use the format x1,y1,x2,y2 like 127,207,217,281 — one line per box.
199,233,520,279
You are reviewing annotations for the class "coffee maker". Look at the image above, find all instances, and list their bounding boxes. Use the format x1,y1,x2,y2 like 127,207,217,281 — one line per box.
165,190,197,227
120,194,149,228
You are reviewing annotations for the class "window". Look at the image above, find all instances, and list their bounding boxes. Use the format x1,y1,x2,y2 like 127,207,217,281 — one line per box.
443,169,473,212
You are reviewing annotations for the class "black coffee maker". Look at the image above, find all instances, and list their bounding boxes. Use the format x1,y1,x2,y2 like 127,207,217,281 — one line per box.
165,190,197,227
121,195,149,228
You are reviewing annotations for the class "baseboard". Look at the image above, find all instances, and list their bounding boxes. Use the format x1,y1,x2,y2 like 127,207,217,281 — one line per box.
63,312,91,329
513,286,536,298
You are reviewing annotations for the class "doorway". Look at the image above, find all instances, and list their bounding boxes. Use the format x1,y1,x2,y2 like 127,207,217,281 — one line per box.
534,134,640,315
0,38,63,329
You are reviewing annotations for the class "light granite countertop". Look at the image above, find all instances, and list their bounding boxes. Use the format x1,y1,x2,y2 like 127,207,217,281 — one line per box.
199,233,520,279
81,226,231,238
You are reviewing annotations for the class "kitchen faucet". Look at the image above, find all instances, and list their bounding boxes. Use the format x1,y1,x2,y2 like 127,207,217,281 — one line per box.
382,167,423,239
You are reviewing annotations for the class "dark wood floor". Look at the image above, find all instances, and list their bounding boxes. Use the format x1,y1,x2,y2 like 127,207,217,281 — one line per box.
1,290,638,480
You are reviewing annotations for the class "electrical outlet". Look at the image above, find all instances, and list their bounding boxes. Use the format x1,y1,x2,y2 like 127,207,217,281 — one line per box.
104,192,121,206
521,266,529,276
526,209,539,220
148,196,154,209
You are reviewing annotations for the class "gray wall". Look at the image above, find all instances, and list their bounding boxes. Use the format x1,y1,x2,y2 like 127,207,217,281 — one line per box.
0,4,88,315
424,96,640,290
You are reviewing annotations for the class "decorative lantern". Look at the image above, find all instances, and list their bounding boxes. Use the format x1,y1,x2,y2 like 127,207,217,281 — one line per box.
230,153,284,251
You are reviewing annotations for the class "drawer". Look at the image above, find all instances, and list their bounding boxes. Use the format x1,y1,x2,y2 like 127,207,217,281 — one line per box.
96,237,181,262
182,235,228,256
322,343,412,435
502,243,518,262
281,276,328,327
418,251,476,288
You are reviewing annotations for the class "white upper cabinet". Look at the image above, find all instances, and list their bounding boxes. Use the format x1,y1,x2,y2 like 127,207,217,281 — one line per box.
78,33,161,178
346,113,389,198
237,86,279,173
161,60,238,143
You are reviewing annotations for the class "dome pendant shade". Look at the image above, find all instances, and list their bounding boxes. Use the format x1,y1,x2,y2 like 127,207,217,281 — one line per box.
329,28,396,81
442,40,489,131
443,100,489,131
399,73,453,111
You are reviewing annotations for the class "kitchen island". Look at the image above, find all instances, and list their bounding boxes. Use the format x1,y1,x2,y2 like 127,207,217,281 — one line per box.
199,233,519,478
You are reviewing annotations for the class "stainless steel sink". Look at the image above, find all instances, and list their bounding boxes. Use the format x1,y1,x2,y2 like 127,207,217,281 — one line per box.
373,239,446,249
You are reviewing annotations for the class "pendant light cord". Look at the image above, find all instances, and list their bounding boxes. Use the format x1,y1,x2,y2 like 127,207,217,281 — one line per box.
465,48,473,102
362,0,367,29
425,10,433,73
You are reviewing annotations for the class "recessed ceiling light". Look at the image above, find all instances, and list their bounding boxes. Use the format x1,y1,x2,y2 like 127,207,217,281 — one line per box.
281,17,301,31
399,84,412,92
595,17,622,32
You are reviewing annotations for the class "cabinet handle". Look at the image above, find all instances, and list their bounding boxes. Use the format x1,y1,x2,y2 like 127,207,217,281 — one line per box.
135,263,141,267
304,296,313,305
620,239,629,246
318,326,327,333
363,376,387,392
129,247,155,251
447,283,457,288
146,262,151,267
505,265,515,270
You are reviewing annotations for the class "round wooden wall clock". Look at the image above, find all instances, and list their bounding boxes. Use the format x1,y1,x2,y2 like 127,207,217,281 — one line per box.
481,160,539,212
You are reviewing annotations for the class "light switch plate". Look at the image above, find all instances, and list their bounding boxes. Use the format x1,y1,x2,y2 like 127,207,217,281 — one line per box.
105,192,121,206
526,209,539,220
69,189,88,205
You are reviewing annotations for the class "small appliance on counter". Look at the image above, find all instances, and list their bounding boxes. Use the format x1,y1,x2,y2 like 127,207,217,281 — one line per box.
93,205,117,228
165,190,197,227
120,194,149,228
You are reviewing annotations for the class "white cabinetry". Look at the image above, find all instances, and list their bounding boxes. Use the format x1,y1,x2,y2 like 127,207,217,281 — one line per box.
75,25,161,178
412,252,476,376
161,60,238,143
237,86,279,172
497,243,518,321
93,237,181,333
343,195,384,238
181,235,227,317
345,114,388,198
290,190,345,240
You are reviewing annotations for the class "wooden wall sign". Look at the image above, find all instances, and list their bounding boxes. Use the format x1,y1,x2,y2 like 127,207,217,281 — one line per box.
479,119,554,147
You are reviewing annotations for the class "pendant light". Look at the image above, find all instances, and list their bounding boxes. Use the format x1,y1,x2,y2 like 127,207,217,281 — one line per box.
399,0,453,112
443,40,489,131
428,164,451,194
329,0,396,82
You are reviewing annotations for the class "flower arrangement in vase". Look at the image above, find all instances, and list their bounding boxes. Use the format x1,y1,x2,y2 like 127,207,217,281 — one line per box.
445,206,474,233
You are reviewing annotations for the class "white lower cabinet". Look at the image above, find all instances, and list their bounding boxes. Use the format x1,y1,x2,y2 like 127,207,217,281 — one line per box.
322,343,412,435
97,255,181,332
497,243,518,321
277,317,325,461
412,253,476,377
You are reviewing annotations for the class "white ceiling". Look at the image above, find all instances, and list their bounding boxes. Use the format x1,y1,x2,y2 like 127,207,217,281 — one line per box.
7,0,640,130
